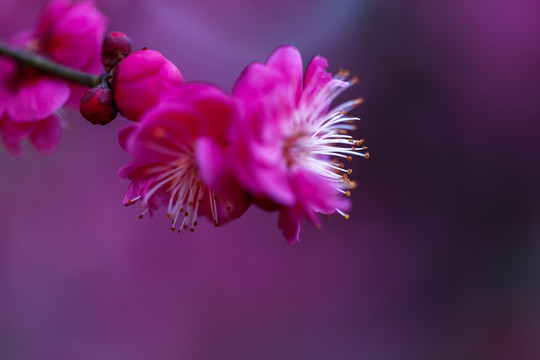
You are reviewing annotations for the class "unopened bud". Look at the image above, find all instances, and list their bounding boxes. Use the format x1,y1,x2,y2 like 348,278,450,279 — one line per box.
101,31,132,72
112,49,184,121
80,84,117,125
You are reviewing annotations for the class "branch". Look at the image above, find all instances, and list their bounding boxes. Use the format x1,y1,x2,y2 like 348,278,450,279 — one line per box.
0,42,102,87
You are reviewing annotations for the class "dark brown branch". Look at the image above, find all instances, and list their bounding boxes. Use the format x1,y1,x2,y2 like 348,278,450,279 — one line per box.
0,42,102,87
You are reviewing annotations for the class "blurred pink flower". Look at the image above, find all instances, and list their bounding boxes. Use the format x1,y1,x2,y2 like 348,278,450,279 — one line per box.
0,0,106,157
112,49,184,121
119,82,251,232
230,45,368,243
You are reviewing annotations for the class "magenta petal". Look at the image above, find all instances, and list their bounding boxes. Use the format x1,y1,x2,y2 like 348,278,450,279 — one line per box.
167,83,233,141
118,124,137,152
0,93,6,120
143,188,169,217
118,161,145,180
127,105,204,163
278,206,303,244
233,62,298,126
9,76,69,122
265,45,303,102
121,175,152,205
0,115,33,158
28,115,61,154
304,55,331,88
303,55,333,104
34,0,71,38
255,166,295,206
45,2,107,69
233,62,286,101
196,137,227,191
122,180,141,206
293,168,348,214
196,137,252,220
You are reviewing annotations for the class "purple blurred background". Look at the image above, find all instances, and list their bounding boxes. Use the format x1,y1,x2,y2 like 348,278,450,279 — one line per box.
1,0,540,359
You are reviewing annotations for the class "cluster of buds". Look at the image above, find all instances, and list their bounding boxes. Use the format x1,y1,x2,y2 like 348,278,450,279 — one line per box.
79,32,131,125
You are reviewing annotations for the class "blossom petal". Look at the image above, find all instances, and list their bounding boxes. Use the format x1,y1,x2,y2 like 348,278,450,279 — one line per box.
34,0,71,39
231,62,298,205
167,83,233,142
0,115,33,158
118,123,137,152
278,206,303,244
293,168,350,215
8,76,69,122
43,1,107,70
304,55,332,97
195,137,227,192
28,115,61,154
126,105,205,163
265,45,303,103
195,137,251,219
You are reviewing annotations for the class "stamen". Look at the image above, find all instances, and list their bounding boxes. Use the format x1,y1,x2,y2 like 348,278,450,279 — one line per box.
208,189,218,224
335,209,350,219
127,196,140,205
338,189,351,197
190,186,203,229
138,209,148,219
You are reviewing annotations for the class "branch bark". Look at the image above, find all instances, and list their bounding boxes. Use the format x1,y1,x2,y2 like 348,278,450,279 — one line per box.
0,42,102,87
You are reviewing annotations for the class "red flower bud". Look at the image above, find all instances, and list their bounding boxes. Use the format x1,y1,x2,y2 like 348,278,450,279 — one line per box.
101,31,132,72
80,84,117,125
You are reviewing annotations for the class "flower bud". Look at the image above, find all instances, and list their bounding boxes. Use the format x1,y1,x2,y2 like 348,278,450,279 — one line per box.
101,31,132,72
112,49,184,121
80,84,117,125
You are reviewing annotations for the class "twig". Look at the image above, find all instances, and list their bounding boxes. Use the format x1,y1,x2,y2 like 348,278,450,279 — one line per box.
0,42,102,87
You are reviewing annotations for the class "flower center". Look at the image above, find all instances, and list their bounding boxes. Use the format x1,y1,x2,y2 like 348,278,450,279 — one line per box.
132,147,230,233
282,131,311,168
287,70,370,218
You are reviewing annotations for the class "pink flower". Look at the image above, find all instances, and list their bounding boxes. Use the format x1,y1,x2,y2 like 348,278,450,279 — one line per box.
230,45,368,243
112,49,184,121
119,83,250,232
0,0,106,157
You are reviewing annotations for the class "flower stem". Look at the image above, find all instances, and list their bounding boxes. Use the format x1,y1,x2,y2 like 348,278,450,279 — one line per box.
0,42,102,87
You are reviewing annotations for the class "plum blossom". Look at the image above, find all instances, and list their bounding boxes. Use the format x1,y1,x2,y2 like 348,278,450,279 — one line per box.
230,45,368,243
0,0,106,157
119,83,251,232
112,49,184,121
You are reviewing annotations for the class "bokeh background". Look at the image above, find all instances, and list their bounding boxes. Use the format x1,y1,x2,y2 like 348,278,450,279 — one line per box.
1,0,539,359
